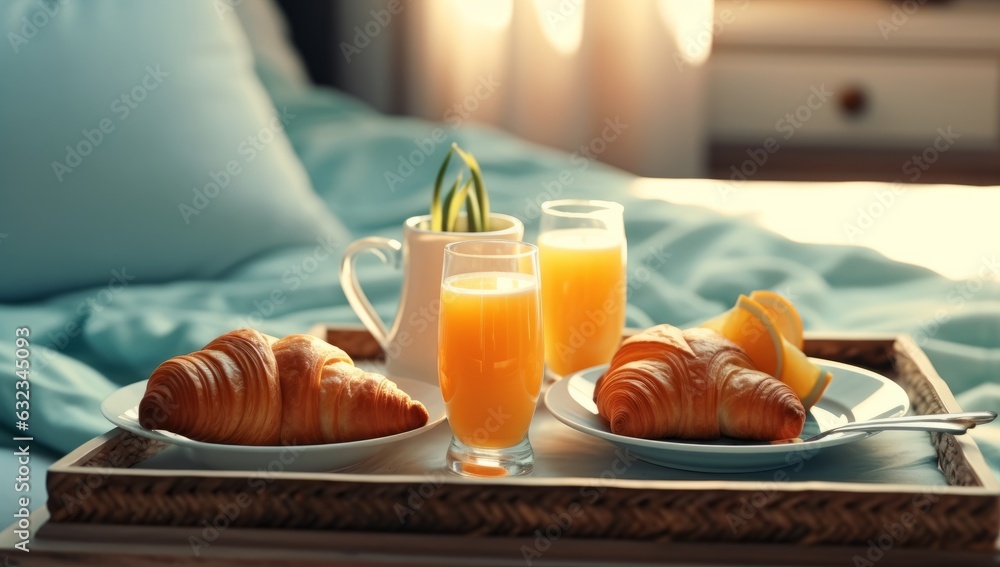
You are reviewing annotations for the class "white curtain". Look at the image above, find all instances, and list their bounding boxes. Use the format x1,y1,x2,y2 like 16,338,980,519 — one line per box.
334,0,714,178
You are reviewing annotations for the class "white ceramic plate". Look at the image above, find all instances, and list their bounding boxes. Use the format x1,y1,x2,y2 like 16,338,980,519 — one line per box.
101,377,446,472
544,359,909,473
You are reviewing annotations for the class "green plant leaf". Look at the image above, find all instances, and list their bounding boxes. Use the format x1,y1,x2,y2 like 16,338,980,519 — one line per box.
430,143,492,232
440,172,460,231
466,187,482,232
441,172,464,232
430,146,455,232
444,178,473,232
453,145,490,231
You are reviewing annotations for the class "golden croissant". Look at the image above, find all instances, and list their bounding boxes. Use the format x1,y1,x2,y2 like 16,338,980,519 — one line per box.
138,329,429,445
594,325,805,441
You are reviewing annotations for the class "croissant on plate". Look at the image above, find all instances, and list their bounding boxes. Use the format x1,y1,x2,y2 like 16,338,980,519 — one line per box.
138,329,429,445
594,325,805,441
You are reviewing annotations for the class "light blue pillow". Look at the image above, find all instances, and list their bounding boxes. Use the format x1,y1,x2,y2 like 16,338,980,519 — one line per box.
0,0,347,301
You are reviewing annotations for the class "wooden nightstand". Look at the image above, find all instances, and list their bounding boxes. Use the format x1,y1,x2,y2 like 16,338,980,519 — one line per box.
707,0,1000,185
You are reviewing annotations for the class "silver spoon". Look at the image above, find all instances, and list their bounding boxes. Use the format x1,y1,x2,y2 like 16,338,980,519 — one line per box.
836,410,997,427
777,411,997,444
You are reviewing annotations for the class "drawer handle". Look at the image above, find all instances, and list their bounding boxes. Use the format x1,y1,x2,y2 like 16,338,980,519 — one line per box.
838,85,868,118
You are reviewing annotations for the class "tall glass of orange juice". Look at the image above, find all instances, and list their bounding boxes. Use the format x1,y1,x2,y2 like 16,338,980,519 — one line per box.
538,200,626,377
438,240,544,476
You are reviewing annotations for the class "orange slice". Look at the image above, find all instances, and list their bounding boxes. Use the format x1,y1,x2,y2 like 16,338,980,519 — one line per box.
719,295,784,378
700,308,730,334
702,291,830,410
780,343,832,410
750,290,804,350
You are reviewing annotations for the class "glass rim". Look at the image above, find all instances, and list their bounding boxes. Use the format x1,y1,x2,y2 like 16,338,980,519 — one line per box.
443,239,538,260
540,199,624,219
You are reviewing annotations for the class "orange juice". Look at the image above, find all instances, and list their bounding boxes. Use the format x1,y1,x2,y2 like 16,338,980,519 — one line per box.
438,272,544,448
539,228,626,376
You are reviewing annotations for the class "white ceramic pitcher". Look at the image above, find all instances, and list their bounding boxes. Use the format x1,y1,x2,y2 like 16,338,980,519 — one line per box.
340,213,524,383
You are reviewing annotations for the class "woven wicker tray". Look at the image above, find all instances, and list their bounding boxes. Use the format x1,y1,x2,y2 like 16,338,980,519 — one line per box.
45,327,999,552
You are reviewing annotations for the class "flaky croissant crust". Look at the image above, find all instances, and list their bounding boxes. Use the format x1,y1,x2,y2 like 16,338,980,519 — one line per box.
594,326,805,441
139,330,429,446
273,334,431,444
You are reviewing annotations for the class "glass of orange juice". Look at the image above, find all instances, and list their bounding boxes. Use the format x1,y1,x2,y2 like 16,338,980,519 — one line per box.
438,240,544,477
538,200,626,377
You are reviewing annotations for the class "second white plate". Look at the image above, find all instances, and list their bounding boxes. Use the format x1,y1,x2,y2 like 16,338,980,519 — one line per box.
544,359,909,473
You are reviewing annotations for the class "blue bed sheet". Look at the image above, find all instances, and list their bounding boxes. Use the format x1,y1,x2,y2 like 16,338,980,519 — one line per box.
1,86,997,519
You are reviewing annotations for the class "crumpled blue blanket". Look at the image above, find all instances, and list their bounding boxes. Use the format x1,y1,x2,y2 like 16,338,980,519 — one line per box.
1,85,997,518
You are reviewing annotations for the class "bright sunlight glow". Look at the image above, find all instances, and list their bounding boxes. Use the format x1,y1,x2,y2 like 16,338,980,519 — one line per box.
454,0,514,31
658,0,715,67
533,0,585,55
629,178,1000,281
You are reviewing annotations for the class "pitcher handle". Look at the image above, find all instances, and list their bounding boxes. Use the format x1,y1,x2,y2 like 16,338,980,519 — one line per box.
339,236,403,349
